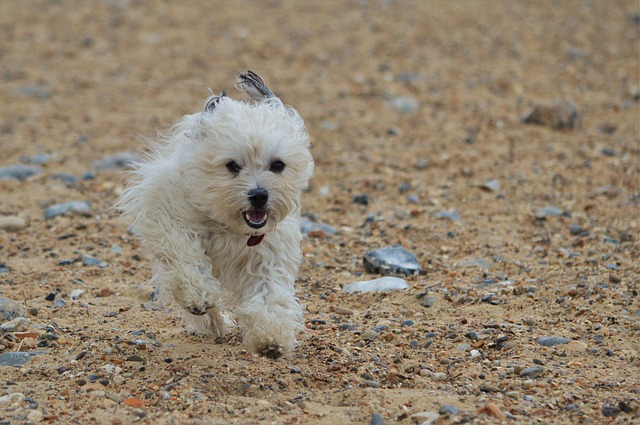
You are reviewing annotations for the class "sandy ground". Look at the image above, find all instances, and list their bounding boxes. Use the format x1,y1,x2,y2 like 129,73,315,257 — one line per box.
1,0,639,424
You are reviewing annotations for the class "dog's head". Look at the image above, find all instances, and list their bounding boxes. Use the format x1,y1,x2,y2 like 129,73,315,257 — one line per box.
183,71,313,245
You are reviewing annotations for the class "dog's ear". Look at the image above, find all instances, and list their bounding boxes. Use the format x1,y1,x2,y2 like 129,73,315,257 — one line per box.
236,71,276,101
204,91,227,113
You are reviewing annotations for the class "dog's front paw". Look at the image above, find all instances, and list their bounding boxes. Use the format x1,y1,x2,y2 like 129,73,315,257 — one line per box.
185,301,214,316
258,343,284,359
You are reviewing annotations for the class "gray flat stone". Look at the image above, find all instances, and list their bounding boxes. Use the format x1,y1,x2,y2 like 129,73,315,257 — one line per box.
538,336,572,347
0,351,48,367
44,201,91,219
92,152,137,170
342,277,409,293
0,164,42,181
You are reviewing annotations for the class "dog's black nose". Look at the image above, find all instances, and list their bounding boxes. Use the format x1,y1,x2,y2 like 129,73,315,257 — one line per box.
248,188,269,208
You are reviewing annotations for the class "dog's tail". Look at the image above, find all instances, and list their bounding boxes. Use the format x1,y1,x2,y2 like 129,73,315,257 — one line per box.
235,71,276,101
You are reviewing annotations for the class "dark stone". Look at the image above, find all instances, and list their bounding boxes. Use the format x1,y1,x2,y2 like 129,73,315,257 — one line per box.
363,245,422,276
353,194,369,205
601,405,619,417
370,413,385,425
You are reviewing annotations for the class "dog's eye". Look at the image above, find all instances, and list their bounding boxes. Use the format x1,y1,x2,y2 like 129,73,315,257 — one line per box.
269,160,286,173
226,161,242,174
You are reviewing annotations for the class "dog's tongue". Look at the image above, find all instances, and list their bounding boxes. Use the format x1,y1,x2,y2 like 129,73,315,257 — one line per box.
247,234,265,247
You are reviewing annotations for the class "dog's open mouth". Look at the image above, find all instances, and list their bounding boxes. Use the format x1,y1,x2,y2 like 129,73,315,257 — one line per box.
244,210,268,229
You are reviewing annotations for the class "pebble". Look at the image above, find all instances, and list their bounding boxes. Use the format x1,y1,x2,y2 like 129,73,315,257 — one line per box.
70,289,84,300
564,340,588,353
0,351,48,367
0,164,42,181
410,411,439,425
83,255,106,268
92,151,137,170
519,366,545,378
387,96,420,113
435,210,461,221
342,277,409,293
0,297,27,321
407,194,419,204
480,179,501,192
0,317,30,332
0,392,25,404
364,380,380,388
0,216,27,231
521,100,578,130
333,306,353,315
51,173,78,184
361,330,378,340
420,296,437,308
370,413,385,425
439,404,460,415
352,194,369,205
609,274,621,284
569,224,584,235
299,216,338,236
470,349,481,358
27,409,44,422
538,336,572,347
44,201,91,219
363,246,422,276
535,206,564,219
601,404,620,417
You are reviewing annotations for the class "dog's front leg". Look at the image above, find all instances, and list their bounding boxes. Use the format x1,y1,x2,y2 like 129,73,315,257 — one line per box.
235,279,302,359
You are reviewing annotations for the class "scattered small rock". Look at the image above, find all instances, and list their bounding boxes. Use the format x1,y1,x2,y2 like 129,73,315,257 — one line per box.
0,297,27,321
564,340,588,353
361,330,377,340
387,96,420,113
439,404,460,415
602,404,620,418
420,296,437,308
363,246,422,276
83,255,106,268
480,179,501,192
478,402,507,420
435,210,461,222
0,317,30,332
44,201,91,219
0,164,42,181
538,336,572,347
299,216,338,236
370,413,385,425
410,411,439,425
0,216,27,231
535,206,564,219
0,351,48,367
519,366,545,378
92,151,137,170
352,194,369,205
522,100,578,130
342,277,409,293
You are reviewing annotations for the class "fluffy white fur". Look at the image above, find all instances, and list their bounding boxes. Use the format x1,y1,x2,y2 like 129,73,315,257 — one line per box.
117,72,313,358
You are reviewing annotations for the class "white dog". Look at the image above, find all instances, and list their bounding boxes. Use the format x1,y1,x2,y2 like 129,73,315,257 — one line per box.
117,71,314,358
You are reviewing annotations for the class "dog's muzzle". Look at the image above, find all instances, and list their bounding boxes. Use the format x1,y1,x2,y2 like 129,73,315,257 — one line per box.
244,188,269,229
